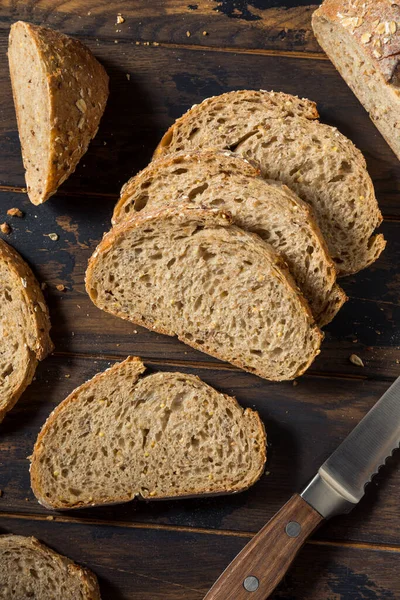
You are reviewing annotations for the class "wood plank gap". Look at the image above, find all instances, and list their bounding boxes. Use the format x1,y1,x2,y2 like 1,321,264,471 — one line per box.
0,185,118,200
52,350,373,382
1,511,400,554
119,41,329,61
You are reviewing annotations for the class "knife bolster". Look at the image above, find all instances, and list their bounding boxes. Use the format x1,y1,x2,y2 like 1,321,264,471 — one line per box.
301,472,357,519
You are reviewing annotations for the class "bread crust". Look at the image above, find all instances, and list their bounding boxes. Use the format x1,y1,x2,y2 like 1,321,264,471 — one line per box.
8,21,109,205
0,239,53,422
30,356,267,509
313,0,400,85
0,535,101,599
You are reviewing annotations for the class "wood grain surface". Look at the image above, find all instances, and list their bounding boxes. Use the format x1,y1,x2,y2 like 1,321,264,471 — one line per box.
0,1,399,598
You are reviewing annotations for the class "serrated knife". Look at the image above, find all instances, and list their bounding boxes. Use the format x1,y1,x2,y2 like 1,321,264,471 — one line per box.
203,377,400,600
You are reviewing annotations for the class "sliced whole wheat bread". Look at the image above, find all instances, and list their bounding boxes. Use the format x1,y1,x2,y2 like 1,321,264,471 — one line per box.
0,239,53,423
86,206,322,381
30,356,266,509
8,21,109,205
0,535,101,599
312,0,400,162
113,150,346,326
154,90,385,276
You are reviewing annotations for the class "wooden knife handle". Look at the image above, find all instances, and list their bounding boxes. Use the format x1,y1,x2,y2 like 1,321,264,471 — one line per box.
203,494,323,600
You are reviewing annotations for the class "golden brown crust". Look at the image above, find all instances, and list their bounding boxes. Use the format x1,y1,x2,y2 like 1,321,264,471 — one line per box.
0,535,101,599
31,357,266,509
86,206,323,381
313,0,400,85
8,21,109,205
0,239,53,422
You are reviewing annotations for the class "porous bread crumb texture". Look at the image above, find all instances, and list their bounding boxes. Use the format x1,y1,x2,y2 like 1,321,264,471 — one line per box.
86,207,322,381
154,90,385,276
0,535,101,599
0,239,53,422
8,21,109,205
312,7,400,162
113,150,346,326
154,90,319,160
30,357,266,509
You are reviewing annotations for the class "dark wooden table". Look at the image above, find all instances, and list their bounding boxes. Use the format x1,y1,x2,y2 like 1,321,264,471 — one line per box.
1,1,400,598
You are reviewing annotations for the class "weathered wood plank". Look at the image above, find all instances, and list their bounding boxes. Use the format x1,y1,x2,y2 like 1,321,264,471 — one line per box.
1,36,400,214
0,189,398,380
0,514,399,599
0,354,399,547
0,1,322,54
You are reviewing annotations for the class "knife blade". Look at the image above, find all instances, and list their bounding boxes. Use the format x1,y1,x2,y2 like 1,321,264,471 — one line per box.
203,377,400,600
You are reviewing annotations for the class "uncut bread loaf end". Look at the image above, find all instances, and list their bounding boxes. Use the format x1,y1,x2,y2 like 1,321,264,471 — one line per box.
154,90,385,276
0,535,101,599
313,0,400,162
8,21,109,205
86,206,322,381
113,150,346,327
0,239,53,423
30,357,266,509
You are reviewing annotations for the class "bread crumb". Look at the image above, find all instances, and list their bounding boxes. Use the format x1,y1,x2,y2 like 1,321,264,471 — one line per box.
7,208,24,217
153,41,159,46
186,30,191,37
46,516,54,521
1,222,11,234
292,380,298,387
350,354,364,367
126,73,130,81
56,284,66,292
133,330,138,334
46,233,59,241
116,13,125,24
203,31,208,36
41,282,47,290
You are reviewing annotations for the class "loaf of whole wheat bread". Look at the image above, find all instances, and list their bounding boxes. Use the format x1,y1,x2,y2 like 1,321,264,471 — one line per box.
0,535,101,599
154,90,385,276
30,356,266,509
8,21,109,205
113,150,346,326
312,0,400,162
0,239,53,422
86,206,322,381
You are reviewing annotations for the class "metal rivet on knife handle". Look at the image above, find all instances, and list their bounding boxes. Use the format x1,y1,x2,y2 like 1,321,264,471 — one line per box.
243,576,259,592
285,521,301,537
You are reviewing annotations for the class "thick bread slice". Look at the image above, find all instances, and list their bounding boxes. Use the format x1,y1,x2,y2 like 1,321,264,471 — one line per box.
113,150,346,326
313,0,400,162
0,535,101,599
86,207,322,381
154,90,385,276
30,356,266,509
0,239,53,422
8,21,109,205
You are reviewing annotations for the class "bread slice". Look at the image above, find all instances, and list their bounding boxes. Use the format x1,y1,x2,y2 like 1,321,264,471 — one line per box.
0,239,53,422
8,21,109,205
0,535,100,599
312,0,400,162
30,356,266,509
86,206,322,381
113,150,346,327
154,90,385,276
